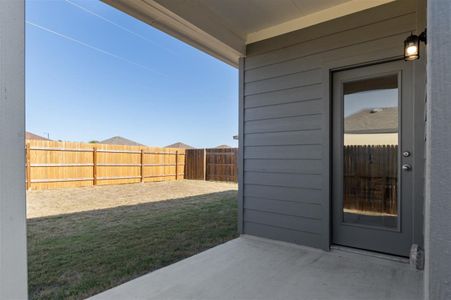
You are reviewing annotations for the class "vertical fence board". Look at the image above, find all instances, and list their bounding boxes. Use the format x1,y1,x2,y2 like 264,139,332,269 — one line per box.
93,147,97,186
26,143,31,190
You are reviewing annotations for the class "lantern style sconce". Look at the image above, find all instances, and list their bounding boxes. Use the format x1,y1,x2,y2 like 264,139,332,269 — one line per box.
404,30,427,61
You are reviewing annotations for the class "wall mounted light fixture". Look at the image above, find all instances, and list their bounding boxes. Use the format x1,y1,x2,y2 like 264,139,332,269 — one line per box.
404,30,427,61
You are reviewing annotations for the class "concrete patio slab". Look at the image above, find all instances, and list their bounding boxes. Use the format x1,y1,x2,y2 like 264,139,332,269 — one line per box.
90,236,423,300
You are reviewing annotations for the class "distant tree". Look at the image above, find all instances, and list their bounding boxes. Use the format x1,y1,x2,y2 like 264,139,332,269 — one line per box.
89,140,99,144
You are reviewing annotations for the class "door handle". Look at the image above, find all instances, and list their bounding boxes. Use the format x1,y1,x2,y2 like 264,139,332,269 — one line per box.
402,164,412,171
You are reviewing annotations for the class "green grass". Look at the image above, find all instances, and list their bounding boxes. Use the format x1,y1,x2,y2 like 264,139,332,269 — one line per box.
28,190,238,299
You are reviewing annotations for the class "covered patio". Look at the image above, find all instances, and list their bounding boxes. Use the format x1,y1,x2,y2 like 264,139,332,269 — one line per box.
91,236,422,300
1,0,451,299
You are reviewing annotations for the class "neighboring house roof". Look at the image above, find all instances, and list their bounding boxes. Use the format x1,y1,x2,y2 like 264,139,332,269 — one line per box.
345,107,398,134
26,131,51,141
165,142,194,149
216,144,231,148
100,136,144,146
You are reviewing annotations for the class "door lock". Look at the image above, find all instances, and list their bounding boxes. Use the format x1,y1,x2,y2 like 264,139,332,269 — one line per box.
402,164,412,171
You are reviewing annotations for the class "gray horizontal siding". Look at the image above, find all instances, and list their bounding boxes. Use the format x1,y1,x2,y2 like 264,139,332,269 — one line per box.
244,145,322,160
244,171,322,190
245,115,322,134
244,209,322,234
244,69,322,96
244,222,322,248
244,129,322,146
245,100,322,121
245,85,322,108
244,159,322,174
241,0,418,249
244,197,322,219
244,184,323,204
245,12,416,69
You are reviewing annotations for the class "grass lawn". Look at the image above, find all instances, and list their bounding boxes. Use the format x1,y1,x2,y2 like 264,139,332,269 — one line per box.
28,189,238,299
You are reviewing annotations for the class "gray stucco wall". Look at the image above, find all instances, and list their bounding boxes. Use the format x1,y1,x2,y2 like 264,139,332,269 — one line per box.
0,1,28,299
425,1,451,299
240,0,425,250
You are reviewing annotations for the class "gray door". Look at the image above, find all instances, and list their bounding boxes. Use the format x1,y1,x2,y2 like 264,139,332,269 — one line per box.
332,61,414,257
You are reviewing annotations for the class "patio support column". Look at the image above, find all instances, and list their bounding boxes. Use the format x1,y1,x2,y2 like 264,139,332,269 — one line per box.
0,1,28,299
425,0,451,299
237,57,244,234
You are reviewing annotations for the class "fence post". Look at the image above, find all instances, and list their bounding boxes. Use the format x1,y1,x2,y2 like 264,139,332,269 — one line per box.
93,147,97,185
140,149,144,183
175,150,178,180
26,143,31,190
203,148,207,181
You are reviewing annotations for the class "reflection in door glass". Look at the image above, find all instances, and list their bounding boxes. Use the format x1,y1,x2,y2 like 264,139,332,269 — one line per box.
343,75,399,228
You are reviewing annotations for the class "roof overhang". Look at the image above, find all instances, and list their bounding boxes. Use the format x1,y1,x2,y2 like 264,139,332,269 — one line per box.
103,0,396,67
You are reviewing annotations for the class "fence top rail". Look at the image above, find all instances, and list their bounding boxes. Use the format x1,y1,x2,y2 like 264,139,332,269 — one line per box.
28,147,185,155
96,149,141,154
29,147,94,152
143,151,185,155
30,163,95,167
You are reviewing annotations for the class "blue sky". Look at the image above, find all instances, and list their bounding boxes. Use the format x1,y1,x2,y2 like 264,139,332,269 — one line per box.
26,0,238,148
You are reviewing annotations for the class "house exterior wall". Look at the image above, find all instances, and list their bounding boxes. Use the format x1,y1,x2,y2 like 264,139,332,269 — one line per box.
240,0,426,250
425,0,451,299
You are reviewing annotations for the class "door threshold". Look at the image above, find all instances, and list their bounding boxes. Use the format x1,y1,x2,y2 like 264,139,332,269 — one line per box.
330,245,410,264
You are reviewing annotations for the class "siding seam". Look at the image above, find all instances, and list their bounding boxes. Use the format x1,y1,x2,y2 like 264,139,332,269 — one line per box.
244,170,322,176
245,97,322,109
244,208,321,221
244,113,323,123
244,195,322,205
245,128,322,135
244,82,322,97
245,67,321,84
243,182,322,191
244,221,321,236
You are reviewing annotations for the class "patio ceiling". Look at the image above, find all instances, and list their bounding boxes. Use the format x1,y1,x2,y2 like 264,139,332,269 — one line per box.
103,0,395,67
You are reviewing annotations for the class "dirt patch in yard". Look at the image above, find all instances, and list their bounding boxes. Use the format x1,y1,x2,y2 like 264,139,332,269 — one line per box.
27,180,237,218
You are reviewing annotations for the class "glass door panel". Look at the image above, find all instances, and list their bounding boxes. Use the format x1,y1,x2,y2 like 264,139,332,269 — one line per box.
342,75,399,229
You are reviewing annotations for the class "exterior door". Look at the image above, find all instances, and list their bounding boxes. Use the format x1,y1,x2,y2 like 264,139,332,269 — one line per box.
332,61,414,257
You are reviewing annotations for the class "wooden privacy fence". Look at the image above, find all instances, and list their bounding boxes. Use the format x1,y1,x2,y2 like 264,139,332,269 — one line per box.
344,145,398,215
26,140,185,190
184,148,238,182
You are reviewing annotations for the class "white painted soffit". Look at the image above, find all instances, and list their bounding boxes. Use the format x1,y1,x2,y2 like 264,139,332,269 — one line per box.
102,0,244,67
103,0,395,67
247,0,396,44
